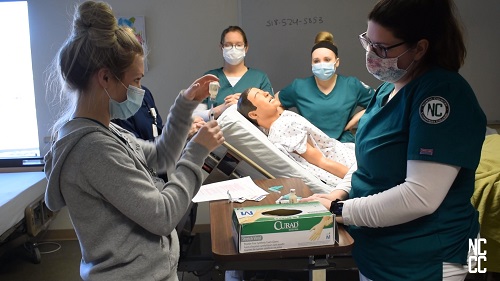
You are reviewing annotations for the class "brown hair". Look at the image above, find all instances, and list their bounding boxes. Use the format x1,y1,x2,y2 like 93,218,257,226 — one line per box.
48,1,145,137
220,26,248,46
237,88,259,126
368,0,466,72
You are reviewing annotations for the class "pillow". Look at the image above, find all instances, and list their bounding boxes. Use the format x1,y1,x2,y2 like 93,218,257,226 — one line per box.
217,105,333,194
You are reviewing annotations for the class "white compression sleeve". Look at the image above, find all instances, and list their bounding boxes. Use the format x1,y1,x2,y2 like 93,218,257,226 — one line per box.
331,162,356,194
342,160,459,227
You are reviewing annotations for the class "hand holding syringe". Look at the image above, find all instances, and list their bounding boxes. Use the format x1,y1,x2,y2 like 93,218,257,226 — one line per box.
208,81,220,121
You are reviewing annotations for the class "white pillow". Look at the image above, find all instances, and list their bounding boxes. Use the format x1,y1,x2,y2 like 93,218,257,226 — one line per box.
217,105,333,194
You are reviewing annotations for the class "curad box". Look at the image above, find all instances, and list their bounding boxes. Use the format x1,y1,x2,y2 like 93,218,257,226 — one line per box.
232,201,336,253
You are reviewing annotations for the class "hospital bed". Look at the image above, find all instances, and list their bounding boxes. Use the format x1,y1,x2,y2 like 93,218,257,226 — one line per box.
0,171,57,264
214,105,334,194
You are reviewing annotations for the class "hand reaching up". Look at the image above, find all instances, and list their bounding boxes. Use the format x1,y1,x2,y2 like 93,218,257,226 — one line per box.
183,74,219,102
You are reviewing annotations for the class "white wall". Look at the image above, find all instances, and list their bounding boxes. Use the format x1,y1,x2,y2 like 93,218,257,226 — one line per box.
30,0,239,156
31,0,500,158
28,0,238,229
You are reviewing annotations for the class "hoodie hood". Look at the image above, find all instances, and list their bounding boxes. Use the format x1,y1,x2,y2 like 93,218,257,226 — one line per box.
44,119,109,211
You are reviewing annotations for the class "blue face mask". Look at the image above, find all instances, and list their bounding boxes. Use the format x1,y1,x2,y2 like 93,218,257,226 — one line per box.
312,62,336,81
105,82,145,120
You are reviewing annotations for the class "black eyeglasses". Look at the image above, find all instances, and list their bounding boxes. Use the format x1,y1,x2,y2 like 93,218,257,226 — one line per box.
222,43,246,51
359,32,406,59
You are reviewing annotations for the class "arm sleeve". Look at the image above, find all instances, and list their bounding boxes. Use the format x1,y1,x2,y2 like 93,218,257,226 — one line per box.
356,79,375,108
277,81,297,109
81,133,208,236
331,162,356,195
342,160,459,227
139,91,199,177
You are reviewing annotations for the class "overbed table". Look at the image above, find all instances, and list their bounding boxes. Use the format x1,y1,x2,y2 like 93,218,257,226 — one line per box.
209,177,355,281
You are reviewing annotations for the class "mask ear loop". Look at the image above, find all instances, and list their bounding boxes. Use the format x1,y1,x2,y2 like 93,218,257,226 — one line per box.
103,88,112,99
113,74,129,91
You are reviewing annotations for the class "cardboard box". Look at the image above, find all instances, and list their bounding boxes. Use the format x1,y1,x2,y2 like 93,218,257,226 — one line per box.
232,201,336,253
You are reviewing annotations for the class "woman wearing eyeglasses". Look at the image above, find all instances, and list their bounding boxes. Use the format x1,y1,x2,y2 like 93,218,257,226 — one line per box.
275,31,375,143
303,0,486,280
195,26,273,121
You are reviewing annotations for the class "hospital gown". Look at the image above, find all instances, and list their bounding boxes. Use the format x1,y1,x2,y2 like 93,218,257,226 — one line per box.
268,110,356,186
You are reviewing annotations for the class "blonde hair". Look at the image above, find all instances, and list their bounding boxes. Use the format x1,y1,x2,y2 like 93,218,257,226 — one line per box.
47,1,144,138
314,31,334,45
311,31,338,56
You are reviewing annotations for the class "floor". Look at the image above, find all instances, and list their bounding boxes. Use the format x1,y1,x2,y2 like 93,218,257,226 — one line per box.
0,236,496,281
0,239,202,281
0,235,359,281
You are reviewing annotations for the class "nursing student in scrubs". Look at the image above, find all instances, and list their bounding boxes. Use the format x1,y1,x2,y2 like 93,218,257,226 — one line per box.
276,31,374,143
194,26,273,121
302,0,486,280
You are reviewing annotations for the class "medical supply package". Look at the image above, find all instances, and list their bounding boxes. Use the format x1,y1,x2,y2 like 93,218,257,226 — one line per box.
232,201,336,253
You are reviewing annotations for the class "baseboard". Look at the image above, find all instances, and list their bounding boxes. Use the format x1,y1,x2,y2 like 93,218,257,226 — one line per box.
42,229,77,241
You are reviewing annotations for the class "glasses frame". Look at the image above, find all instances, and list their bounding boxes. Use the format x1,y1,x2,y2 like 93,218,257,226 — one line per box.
359,32,406,59
222,43,246,51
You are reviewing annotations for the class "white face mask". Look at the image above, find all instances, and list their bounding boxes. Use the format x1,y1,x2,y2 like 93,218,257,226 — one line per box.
365,49,413,83
223,47,246,65
105,83,145,120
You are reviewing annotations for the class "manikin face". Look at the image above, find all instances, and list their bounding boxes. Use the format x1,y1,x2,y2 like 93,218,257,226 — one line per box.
247,88,280,122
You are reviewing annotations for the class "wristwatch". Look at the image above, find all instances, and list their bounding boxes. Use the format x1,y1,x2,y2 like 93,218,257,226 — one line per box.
329,199,344,216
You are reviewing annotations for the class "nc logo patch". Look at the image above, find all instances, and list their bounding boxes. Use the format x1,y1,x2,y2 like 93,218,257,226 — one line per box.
419,96,450,124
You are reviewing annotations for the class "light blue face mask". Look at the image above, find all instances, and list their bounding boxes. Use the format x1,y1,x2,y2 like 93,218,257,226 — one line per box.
105,82,145,120
312,62,336,81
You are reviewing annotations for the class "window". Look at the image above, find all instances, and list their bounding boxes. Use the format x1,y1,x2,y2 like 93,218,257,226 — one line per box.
0,1,41,165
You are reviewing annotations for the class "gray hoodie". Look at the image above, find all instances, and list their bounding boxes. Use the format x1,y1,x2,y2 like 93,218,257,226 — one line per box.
45,93,208,281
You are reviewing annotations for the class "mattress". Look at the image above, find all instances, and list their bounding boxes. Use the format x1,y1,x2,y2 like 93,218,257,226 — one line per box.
217,105,333,194
0,171,47,236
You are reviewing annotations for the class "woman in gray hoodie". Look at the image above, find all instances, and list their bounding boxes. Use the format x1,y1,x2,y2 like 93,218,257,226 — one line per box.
44,1,224,280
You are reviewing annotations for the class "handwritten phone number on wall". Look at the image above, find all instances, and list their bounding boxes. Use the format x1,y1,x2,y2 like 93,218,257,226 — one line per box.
265,17,324,27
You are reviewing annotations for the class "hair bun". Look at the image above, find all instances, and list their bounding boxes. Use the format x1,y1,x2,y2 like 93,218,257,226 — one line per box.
314,31,334,45
73,1,117,35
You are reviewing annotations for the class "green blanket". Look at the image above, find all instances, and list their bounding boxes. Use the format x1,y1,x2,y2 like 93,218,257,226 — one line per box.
471,134,500,273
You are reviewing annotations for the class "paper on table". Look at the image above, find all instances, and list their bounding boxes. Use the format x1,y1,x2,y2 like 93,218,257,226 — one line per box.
192,176,269,203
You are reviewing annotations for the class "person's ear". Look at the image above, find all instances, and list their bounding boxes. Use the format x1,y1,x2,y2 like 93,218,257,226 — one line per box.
248,110,258,121
97,68,111,88
335,57,340,68
414,39,429,61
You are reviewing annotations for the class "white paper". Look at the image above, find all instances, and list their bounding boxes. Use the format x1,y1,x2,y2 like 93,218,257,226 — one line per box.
192,176,269,203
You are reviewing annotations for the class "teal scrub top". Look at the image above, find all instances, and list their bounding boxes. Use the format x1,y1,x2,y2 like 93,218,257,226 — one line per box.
351,68,486,280
203,67,272,106
279,75,374,143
